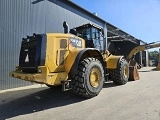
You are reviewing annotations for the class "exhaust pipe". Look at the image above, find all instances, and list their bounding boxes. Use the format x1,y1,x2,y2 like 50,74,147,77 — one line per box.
63,21,69,34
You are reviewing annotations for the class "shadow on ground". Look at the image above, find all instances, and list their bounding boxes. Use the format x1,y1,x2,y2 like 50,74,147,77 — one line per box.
103,81,117,88
0,82,118,119
0,87,84,119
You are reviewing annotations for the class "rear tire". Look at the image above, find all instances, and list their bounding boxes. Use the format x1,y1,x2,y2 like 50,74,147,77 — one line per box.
108,58,129,85
71,58,104,98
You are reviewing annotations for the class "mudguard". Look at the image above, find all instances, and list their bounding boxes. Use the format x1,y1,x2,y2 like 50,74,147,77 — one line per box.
65,48,104,78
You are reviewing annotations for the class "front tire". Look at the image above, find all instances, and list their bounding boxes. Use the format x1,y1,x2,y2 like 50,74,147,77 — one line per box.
108,58,129,85
71,58,104,98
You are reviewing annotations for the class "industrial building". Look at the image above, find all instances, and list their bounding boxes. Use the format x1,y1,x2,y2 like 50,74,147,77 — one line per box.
0,0,147,90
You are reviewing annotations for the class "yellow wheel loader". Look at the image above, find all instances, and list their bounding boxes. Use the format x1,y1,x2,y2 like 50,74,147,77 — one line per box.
10,22,130,98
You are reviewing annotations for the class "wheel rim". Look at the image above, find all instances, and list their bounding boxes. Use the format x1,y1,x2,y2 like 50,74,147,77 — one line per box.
89,67,101,87
123,66,129,78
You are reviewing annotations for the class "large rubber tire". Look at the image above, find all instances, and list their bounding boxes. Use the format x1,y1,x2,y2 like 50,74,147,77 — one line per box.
108,58,129,85
71,58,104,98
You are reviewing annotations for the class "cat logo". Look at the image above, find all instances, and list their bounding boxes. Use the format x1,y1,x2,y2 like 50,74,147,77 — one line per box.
76,40,82,47
25,54,29,63
70,38,82,48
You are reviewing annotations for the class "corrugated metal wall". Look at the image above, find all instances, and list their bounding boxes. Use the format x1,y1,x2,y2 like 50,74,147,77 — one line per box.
0,0,106,90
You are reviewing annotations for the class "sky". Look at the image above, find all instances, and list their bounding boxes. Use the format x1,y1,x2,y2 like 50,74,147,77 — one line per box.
72,0,160,46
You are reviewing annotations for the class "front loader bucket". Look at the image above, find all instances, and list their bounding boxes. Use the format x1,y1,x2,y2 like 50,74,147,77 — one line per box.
129,66,140,80
152,65,160,71
128,59,140,81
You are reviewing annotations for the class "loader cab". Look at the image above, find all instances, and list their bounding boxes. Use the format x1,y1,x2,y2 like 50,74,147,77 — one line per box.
70,23,105,51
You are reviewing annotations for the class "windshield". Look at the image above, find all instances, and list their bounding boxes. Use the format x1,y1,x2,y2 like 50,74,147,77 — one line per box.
76,26,104,51
77,28,91,40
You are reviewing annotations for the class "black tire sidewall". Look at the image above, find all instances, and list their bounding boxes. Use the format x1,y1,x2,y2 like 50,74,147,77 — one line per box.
84,61,104,96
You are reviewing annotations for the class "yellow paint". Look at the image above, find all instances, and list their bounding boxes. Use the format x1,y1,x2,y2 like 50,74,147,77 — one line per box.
45,33,85,73
65,48,84,73
123,66,129,78
10,33,124,86
10,33,86,85
45,33,66,72
102,50,121,69
127,43,160,60
10,70,68,85
89,67,101,87
105,55,121,69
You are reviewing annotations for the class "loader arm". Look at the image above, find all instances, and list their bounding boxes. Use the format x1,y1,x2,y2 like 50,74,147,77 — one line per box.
127,42,160,60
126,42,160,81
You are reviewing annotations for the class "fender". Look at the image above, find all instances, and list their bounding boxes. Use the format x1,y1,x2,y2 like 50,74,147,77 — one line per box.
65,48,104,78
106,55,124,69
